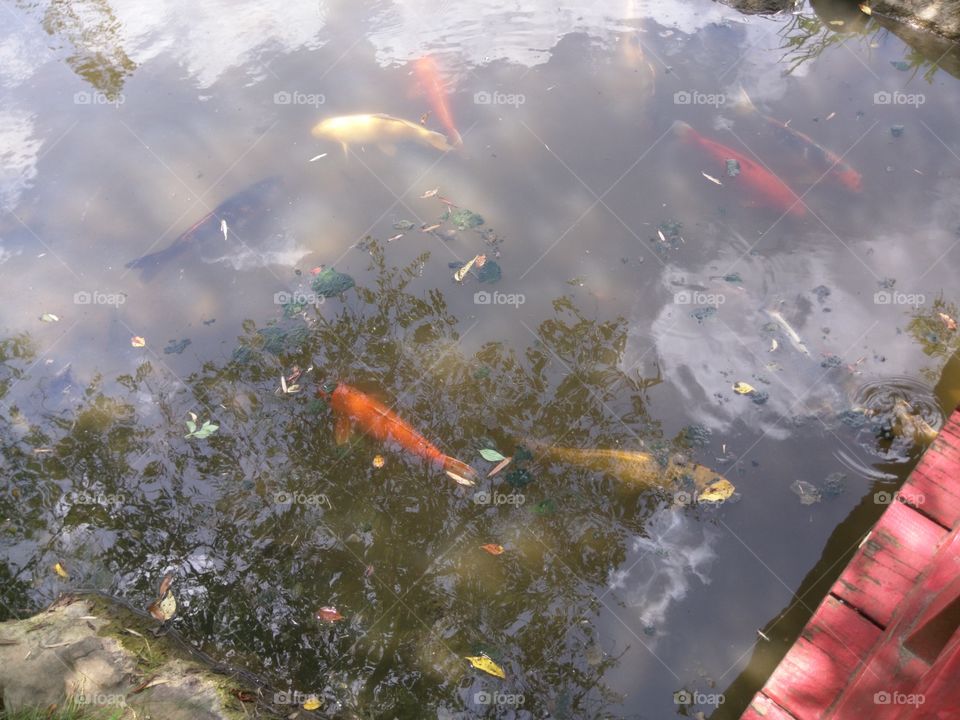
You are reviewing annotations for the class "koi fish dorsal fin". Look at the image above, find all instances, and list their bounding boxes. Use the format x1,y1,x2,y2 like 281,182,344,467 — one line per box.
334,415,353,445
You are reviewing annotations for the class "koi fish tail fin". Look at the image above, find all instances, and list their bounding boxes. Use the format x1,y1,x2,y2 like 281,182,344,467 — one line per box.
442,456,478,486
732,86,757,114
449,128,464,148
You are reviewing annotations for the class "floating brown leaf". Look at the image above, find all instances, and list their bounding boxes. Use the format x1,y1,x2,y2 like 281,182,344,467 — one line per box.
480,544,505,555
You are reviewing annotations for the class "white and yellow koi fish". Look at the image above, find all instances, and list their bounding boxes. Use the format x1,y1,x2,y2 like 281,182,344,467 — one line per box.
311,113,455,156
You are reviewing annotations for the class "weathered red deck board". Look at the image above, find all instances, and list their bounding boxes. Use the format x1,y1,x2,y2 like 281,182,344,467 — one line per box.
740,406,960,720
826,529,960,720
832,500,947,626
761,596,881,719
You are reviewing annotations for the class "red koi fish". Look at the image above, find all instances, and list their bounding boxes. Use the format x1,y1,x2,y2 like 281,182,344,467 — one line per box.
414,56,463,148
735,88,862,193
318,382,477,485
673,121,806,218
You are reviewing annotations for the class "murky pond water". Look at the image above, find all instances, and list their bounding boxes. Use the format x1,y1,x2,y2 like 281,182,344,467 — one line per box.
3,0,960,717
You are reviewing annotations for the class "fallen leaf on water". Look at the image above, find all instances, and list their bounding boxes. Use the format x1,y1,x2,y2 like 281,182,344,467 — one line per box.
475,254,487,268
308,153,328,162
445,470,475,486
372,454,385,469
939,312,957,332
387,233,404,242
131,336,146,348
479,448,507,462
231,689,257,703
438,195,458,207
828,19,844,26
732,381,756,395
53,562,69,578
40,313,60,323
488,456,513,478
185,417,219,439
769,339,779,352
480,544,505,555
220,219,228,241
419,187,439,199
465,655,506,679
421,223,441,232
315,606,345,623
858,3,872,14
657,229,667,243
303,696,321,711
701,171,722,186
454,255,480,282
826,111,836,120
147,590,177,621
310,266,324,276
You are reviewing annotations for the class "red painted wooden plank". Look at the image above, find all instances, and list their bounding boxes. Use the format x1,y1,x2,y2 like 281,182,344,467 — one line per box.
763,596,881,719
901,470,960,530
911,628,960,720
831,502,946,625
741,692,798,720
826,529,960,720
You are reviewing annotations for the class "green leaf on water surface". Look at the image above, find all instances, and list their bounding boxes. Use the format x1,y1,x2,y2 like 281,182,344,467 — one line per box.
479,448,506,462
185,419,219,439
476,260,502,284
532,498,556,516
311,268,355,298
443,208,484,230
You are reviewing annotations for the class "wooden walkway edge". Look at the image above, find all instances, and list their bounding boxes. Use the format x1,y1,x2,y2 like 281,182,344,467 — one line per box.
740,406,960,720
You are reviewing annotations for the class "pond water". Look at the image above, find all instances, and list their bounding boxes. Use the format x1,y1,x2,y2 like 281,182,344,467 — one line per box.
2,0,960,717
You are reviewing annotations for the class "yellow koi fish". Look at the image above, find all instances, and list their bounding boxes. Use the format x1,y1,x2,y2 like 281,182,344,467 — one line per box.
311,113,455,156
527,441,734,501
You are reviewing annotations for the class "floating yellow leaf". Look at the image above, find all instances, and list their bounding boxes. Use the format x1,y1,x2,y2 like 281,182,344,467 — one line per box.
131,336,146,348
480,544,505,555
421,223,441,232
699,479,736,503
732,381,756,395
454,255,480,282
419,187,439,199
465,655,506,679
939,312,957,332
701,171,722,186
859,3,872,14
303,696,321,710
372,454,385,469
53,562,69,578
769,339,778,352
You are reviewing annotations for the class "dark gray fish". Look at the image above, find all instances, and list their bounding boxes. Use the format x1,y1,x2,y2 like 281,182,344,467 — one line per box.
126,176,284,280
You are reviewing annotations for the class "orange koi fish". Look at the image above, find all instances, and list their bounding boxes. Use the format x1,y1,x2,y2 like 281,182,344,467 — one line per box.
735,88,862,193
414,56,463,148
318,382,477,485
673,121,806,218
